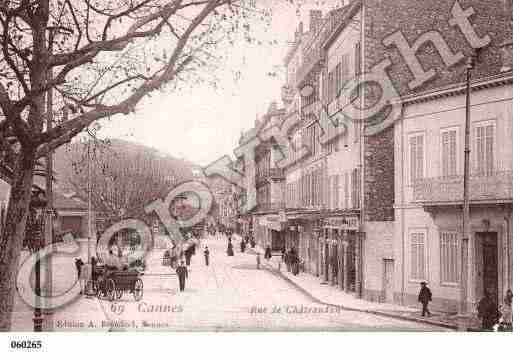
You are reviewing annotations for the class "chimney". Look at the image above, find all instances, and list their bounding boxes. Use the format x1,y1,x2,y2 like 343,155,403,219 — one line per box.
309,10,323,34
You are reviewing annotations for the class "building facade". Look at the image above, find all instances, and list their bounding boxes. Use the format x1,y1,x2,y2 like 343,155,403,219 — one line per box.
232,0,513,315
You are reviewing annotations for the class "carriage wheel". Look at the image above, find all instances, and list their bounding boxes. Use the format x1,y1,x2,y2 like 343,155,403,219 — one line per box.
133,278,143,301
96,280,104,299
115,288,123,300
106,279,116,302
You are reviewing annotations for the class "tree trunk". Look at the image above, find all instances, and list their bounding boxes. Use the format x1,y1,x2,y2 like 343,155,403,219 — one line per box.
0,148,36,331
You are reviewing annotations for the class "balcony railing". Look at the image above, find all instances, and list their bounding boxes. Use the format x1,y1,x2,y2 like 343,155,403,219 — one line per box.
257,168,285,185
256,202,285,213
413,171,513,204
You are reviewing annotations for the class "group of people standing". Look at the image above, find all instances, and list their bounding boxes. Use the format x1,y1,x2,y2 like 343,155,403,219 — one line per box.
418,281,513,331
477,289,513,331
282,247,300,275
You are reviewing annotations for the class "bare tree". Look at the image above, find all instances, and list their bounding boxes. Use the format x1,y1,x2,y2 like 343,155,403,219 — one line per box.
0,0,261,330
67,138,191,229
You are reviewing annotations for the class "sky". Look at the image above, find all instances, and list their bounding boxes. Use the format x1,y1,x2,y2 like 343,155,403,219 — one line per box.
98,1,344,167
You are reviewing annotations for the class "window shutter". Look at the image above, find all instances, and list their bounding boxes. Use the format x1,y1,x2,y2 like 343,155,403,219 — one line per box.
476,126,485,175
485,124,494,175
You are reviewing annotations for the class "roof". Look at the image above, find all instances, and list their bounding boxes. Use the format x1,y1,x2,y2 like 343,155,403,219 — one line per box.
53,191,88,211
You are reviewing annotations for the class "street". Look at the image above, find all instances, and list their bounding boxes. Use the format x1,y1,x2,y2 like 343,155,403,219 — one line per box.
42,235,446,332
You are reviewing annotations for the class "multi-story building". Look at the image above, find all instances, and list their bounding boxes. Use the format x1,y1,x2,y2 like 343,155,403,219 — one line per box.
247,103,287,251
233,0,513,316
387,0,513,312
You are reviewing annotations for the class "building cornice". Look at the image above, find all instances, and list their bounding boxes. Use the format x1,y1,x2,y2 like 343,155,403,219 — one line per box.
401,70,513,105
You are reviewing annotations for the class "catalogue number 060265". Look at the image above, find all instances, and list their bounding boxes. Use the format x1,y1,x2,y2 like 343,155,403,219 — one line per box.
10,340,42,350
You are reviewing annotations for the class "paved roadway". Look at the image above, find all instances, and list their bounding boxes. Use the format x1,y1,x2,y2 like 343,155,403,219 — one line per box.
88,236,447,331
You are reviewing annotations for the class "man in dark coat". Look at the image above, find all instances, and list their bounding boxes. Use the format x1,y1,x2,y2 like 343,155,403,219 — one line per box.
204,246,210,266
264,245,272,260
418,281,432,317
478,291,499,330
184,247,192,267
74,258,84,294
176,260,188,292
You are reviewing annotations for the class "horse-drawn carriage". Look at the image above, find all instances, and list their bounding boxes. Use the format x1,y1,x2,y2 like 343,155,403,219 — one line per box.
90,266,144,301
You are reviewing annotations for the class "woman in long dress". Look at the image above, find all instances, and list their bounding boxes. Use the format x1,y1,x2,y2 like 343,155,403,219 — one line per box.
227,239,234,256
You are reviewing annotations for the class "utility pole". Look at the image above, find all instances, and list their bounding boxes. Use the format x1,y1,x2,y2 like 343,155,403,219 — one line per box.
43,30,54,331
460,52,476,314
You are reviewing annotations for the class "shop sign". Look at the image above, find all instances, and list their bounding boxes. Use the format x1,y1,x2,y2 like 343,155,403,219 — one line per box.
259,215,283,231
324,216,359,231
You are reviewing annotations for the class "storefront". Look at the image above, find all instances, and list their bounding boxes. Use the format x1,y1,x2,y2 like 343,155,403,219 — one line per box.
323,215,360,293
256,213,286,251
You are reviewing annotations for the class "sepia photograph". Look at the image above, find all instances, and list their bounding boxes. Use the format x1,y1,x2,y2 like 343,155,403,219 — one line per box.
0,0,512,354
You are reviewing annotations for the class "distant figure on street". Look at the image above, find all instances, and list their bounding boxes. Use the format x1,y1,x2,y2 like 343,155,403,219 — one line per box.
74,258,84,294
184,246,193,267
256,252,261,270
204,246,210,266
240,238,246,253
503,289,513,329
289,248,299,275
227,239,234,257
264,245,272,260
176,260,188,292
478,290,499,330
418,281,432,317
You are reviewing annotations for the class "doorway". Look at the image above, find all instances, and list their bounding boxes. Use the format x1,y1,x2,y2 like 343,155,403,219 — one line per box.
480,232,499,305
383,259,394,303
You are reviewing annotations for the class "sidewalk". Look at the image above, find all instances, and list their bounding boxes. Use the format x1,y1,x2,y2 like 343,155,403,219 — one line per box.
240,239,479,331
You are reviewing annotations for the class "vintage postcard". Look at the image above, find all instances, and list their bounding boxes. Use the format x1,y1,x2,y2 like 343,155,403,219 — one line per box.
0,0,512,342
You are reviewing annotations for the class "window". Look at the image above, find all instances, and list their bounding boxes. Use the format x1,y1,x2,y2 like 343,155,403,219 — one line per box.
440,232,459,284
410,231,426,281
475,122,494,176
441,128,457,178
340,53,350,90
409,134,424,184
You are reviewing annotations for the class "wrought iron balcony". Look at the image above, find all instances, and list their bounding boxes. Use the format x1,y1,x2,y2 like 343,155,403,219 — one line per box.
256,168,285,186
413,171,513,205
256,202,285,213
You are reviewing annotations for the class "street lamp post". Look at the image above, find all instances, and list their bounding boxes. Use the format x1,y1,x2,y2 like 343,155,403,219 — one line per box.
460,51,476,314
28,190,48,332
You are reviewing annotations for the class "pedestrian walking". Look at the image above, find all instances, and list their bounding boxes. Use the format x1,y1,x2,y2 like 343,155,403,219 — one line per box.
227,239,234,256
264,245,272,260
74,258,84,294
256,252,261,269
240,238,246,253
418,281,432,317
478,291,499,330
184,246,192,267
204,246,210,266
176,260,188,292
